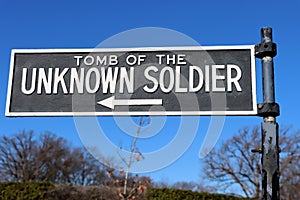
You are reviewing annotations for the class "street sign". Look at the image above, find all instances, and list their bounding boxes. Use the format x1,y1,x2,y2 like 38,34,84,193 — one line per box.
5,46,257,116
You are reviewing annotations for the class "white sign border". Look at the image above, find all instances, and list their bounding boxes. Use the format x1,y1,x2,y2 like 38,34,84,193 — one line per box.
5,45,257,117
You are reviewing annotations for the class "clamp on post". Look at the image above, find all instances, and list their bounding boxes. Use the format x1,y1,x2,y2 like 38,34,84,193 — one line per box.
257,102,280,117
255,41,277,58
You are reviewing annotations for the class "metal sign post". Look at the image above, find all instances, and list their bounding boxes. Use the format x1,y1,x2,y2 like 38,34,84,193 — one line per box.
255,27,280,199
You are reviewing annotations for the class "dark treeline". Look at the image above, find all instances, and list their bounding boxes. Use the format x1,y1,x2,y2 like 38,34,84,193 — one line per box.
0,130,107,185
0,130,153,199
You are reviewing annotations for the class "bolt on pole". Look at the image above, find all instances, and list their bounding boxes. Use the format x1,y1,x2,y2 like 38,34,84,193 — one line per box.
255,27,280,200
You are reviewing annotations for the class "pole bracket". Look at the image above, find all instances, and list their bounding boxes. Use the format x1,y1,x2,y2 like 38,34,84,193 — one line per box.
257,102,280,117
251,148,262,154
255,42,277,58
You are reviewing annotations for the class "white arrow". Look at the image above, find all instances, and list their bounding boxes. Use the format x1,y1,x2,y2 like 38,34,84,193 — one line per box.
97,96,163,110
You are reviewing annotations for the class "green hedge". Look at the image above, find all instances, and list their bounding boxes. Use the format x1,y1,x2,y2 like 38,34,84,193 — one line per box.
0,182,118,200
0,182,251,200
0,182,53,200
146,188,250,200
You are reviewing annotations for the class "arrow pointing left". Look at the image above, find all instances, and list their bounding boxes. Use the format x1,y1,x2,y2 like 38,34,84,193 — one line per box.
97,96,163,110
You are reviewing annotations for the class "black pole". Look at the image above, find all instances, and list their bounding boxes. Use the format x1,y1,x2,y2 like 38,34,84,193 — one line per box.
255,27,280,200
261,28,275,103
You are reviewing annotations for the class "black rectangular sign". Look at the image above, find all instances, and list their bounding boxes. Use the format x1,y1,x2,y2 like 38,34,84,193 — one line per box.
6,46,257,116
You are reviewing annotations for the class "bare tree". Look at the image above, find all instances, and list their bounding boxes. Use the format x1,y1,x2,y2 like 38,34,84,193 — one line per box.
42,146,106,186
0,130,106,185
105,117,151,200
35,131,73,183
202,126,300,199
278,128,300,200
0,130,37,182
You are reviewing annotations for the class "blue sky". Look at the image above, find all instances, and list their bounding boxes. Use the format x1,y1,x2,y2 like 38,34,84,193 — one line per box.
1,0,300,186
